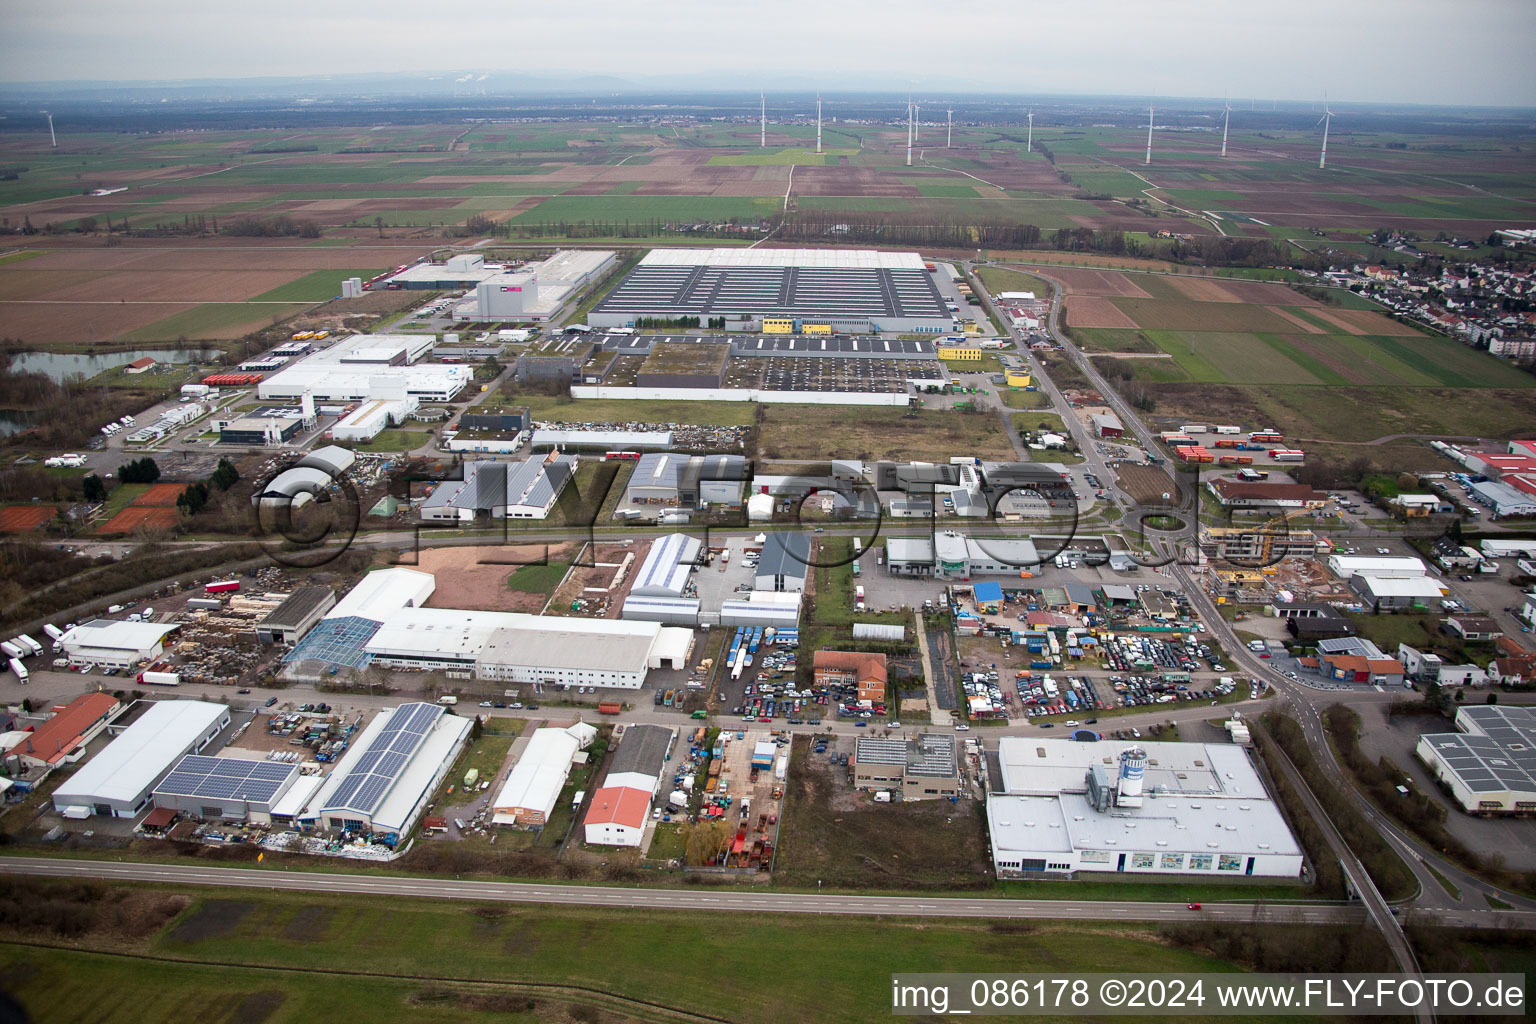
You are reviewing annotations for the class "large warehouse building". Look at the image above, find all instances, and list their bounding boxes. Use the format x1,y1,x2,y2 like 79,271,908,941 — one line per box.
622,533,703,625
361,606,694,689
419,455,576,521
584,724,675,847
305,701,471,843
52,700,230,819
283,567,435,673
589,248,953,333
454,250,617,321
492,724,589,827
60,619,181,670
256,335,470,404
151,755,300,825
623,454,747,510
1416,705,1536,814
986,738,1303,879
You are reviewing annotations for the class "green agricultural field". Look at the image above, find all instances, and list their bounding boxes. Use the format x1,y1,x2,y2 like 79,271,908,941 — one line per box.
1013,411,1068,435
911,182,983,198
998,388,1052,409
506,561,569,595
1111,327,1536,390
507,195,780,224
0,888,1325,1024
1069,327,1162,353
251,269,386,303
0,250,43,266
976,265,1053,299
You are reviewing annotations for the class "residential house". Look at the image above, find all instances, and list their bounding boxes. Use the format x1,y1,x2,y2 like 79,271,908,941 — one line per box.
813,650,889,703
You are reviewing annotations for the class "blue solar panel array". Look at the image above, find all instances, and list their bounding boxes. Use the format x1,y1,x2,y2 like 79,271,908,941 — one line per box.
155,755,297,804
321,702,442,818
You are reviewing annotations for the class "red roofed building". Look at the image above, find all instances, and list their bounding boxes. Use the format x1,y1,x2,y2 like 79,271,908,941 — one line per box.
582,786,651,847
124,357,158,375
1319,653,1404,685
813,650,889,703
6,693,121,773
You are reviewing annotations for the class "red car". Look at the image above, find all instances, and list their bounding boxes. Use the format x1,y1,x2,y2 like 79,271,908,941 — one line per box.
1187,903,1202,910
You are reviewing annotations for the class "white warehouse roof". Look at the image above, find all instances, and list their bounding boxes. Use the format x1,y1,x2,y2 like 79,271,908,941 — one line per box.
1328,554,1426,578
638,247,926,270
492,727,581,824
327,568,436,623
52,700,227,808
632,534,702,597
1352,575,1449,598
61,619,179,655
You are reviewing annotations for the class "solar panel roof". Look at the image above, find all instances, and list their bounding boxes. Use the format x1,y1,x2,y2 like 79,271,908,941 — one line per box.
321,702,443,819
593,264,949,321
154,754,298,804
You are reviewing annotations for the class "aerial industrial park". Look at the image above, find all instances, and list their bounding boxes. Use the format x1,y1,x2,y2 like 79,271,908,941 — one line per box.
0,2,1534,1020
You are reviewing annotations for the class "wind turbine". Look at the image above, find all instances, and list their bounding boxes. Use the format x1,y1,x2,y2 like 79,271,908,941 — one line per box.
946,108,953,149
760,92,766,148
1220,96,1231,158
1027,108,1033,153
1317,95,1334,170
906,98,913,166
1145,103,1154,165
41,111,56,148
913,102,920,146
816,94,822,154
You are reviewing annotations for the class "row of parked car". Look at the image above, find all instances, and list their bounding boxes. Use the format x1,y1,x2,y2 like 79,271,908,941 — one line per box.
1102,634,1223,675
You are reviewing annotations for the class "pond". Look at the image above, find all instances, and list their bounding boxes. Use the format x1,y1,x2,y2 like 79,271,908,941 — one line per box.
8,347,222,383
0,410,36,437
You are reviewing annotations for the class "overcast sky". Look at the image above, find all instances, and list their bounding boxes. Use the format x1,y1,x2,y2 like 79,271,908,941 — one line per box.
4,0,1534,106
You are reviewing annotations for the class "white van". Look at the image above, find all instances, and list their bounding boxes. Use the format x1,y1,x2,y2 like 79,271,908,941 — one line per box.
438,695,458,706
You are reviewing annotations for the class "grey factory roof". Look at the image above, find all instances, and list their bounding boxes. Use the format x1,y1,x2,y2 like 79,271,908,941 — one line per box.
421,457,574,514
608,724,674,780
598,332,939,359
1421,706,1536,796
321,702,443,819
260,587,335,630
631,452,688,492
757,532,811,580
154,754,298,805
593,250,949,322
476,620,660,673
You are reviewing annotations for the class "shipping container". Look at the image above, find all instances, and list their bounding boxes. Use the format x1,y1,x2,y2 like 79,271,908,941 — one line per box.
598,701,622,715
137,670,181,686
205,580,241,594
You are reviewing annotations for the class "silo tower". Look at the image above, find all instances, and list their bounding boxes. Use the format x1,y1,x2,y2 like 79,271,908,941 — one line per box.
1117,746,1148,807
